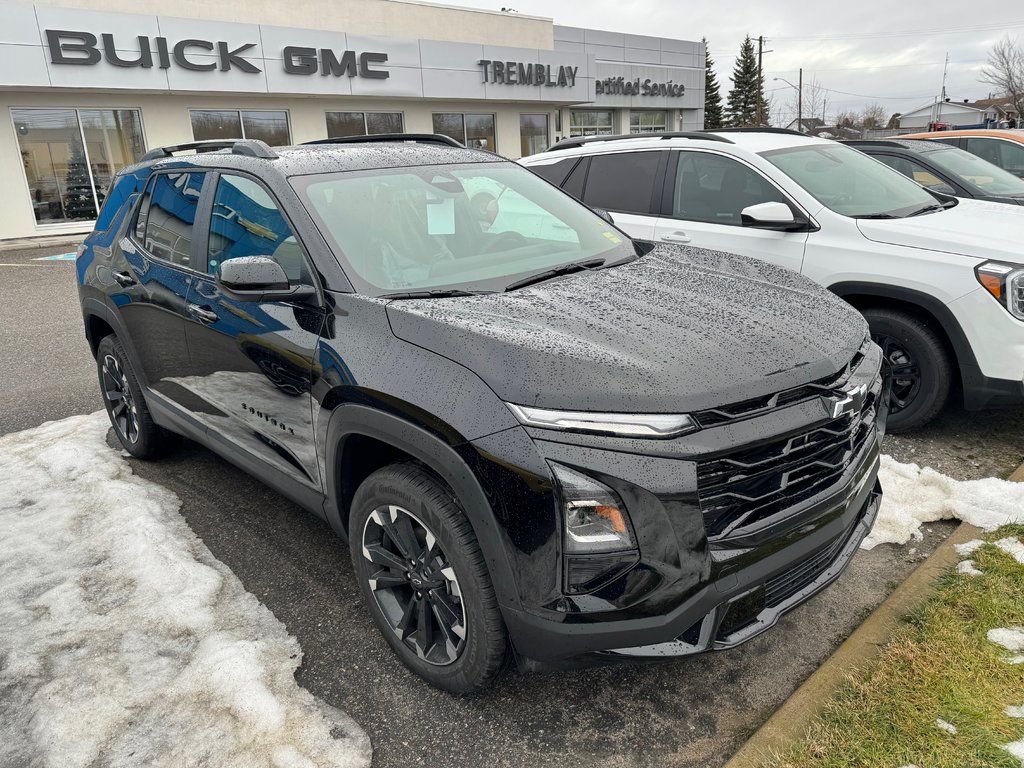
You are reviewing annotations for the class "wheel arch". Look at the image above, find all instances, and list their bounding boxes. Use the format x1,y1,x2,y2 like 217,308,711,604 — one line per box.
829,281,980,405
323,403,521,609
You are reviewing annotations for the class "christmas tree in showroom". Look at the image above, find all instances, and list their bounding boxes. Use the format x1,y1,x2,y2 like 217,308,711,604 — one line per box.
64,135,97,220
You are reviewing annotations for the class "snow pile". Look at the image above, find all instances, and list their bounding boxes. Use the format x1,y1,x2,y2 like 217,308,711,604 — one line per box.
935,717,957,735
955,539,985,557
1008,706,1024,719
989,627,1024,665
0,413,371,768
995,537,1024,565
863,456,1024,550
956,560,983,577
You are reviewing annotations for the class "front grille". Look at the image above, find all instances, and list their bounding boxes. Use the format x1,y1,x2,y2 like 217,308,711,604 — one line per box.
696,395,876,539
694,348,865,428
764,531,847,607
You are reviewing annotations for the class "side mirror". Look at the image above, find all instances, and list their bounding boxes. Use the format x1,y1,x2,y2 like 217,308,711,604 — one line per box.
217,256,316,302
592,208,616,225
740,201,804,231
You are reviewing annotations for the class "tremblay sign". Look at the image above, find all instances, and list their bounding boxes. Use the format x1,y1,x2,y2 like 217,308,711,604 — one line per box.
478,60,578,87
45,30,390,79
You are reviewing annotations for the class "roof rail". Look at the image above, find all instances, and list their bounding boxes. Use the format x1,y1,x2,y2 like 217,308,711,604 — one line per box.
302,133,465,148
709,127,808,137
545,131,734,153
140,139,278,162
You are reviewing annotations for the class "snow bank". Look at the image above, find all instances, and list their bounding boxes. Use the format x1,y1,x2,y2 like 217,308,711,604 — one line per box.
862,456,1024,550
0,412,371,768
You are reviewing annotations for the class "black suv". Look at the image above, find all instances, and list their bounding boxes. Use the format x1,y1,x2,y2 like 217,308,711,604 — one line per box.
77,134,887,692
845,138,1024,205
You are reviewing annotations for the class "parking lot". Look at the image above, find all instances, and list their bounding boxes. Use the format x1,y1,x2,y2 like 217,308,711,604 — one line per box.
4,243,1024,767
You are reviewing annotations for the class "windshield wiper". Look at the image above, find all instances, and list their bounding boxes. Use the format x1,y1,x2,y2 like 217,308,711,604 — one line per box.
852,213,900,219
503,258,606,292
380,288,494,300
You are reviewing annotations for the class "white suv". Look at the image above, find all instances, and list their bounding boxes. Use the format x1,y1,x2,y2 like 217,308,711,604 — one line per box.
520,129,1024,432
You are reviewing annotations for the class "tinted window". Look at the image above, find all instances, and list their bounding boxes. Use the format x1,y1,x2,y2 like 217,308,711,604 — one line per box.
563,157,588,199
134,175,155,241
582,151,661,214
673,152,788,224
207,174,310,284
528,158,579,186
872,154,954,194
141,172,206,267
965,138,1024,176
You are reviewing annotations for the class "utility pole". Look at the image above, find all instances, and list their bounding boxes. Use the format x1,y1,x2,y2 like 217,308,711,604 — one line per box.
797,67,803,132
757,36,764,125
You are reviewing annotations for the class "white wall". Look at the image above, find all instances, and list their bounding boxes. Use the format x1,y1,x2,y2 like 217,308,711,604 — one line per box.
28,0,554,48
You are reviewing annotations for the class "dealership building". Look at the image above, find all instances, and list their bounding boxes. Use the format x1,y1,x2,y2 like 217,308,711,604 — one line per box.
0,0,706,241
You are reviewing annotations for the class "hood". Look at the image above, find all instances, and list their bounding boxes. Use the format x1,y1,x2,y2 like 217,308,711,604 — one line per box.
857,198,1024,263
385,245,867,413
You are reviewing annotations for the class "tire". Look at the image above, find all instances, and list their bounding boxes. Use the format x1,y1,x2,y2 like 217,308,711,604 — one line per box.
349,462,508,693
96,334,181,459
862,308,951,433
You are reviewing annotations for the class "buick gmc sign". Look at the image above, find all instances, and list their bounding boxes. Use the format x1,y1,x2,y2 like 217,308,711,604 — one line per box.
44,30,390,79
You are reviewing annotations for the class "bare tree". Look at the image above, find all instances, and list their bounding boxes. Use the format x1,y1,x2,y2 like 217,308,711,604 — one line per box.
980,35,1024,117
835,110,860,129
793,77,827,125
861,103,888,130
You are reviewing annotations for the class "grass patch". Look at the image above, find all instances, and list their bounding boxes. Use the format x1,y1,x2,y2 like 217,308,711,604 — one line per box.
766,525,1024,768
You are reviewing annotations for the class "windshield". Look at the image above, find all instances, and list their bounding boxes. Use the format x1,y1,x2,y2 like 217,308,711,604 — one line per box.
762,143,937,218
291,162,634,295
927,147,1024,196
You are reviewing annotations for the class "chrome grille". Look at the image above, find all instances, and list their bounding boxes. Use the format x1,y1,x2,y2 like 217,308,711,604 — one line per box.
697,396,876,539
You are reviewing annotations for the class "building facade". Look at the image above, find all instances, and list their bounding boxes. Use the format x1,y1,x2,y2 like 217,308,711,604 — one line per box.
0,0,705,241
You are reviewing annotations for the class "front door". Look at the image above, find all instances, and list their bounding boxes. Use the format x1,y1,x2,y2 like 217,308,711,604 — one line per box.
179,171,325,490
114,170,206,408
653,150,809,274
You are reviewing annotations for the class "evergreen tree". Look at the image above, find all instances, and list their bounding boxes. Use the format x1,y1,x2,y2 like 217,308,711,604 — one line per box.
726,35,768,127
702,39,724,130
64,135,97,220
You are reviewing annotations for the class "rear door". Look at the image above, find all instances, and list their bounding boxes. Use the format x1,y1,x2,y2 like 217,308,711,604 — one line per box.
964,137,1024,179
178,170,326,491
576,150,667,239
653,150,810,273
114,170,207,408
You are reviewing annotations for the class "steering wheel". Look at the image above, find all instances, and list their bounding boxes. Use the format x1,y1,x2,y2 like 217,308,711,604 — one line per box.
483,230,530,253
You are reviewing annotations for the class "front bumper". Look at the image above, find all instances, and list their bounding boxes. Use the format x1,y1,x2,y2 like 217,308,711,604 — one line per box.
503,450,881,663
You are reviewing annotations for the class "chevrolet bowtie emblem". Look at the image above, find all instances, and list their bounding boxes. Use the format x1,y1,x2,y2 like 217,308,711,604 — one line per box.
829,383,867,419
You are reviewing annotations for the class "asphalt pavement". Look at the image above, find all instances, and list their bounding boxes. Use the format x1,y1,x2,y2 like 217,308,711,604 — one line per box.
1,243,962,767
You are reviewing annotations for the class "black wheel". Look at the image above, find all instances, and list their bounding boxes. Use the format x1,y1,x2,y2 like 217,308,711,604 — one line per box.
96,335,180,459
862,308,951,433
349,463,507,693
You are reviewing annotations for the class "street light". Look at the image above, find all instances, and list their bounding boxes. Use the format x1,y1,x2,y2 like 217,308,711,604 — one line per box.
774,69,803,131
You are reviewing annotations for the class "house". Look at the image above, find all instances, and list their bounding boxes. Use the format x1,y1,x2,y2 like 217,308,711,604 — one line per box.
784,117,825,133
965,97,1019,126
898,99,1005,130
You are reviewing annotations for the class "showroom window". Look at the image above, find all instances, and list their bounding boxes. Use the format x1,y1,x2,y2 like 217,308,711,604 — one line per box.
570,110,614,137
520,114,550,156
12,107,145,225
326,111,405,137
189,110,291,146
630,110,668,134
432,113,496,151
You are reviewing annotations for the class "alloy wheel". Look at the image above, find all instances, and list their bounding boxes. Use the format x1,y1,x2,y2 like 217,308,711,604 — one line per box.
101,353,139,444
361,505,467,665
874,333,921,414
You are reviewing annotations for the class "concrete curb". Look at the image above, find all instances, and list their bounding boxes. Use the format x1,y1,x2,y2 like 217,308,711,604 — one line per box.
723,521,985,768
0,236,82,253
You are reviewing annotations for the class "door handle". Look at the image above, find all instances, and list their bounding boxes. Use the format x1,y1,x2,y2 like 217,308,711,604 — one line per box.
662,231,692,244
112,270,137,287
187,304,219,324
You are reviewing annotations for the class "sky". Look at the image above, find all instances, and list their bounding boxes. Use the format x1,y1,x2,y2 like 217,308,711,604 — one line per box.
437,0,1022,124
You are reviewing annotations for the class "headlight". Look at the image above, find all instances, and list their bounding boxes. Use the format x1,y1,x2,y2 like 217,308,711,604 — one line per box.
550,463,635,553
507,403,697,438
976,261,1024,320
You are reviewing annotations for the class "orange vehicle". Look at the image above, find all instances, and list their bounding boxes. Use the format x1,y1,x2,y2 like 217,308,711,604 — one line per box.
900,129,1024,179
